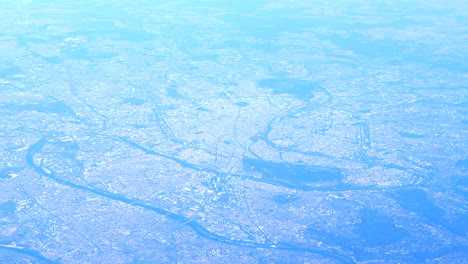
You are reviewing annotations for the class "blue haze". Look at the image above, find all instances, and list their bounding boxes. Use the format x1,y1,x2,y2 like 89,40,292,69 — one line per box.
0,0,466,263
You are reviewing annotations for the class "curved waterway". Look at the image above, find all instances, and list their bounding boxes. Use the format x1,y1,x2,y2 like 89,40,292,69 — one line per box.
26,134,356,264
0,245,56,264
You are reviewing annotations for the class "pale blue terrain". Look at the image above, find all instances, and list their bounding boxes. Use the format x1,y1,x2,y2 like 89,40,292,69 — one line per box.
0,1,466,263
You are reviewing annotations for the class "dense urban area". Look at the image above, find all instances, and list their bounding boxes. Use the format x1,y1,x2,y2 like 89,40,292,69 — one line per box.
0,1,467,263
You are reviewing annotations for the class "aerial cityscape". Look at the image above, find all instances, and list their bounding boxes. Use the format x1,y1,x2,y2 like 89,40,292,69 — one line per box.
0,1,466,263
